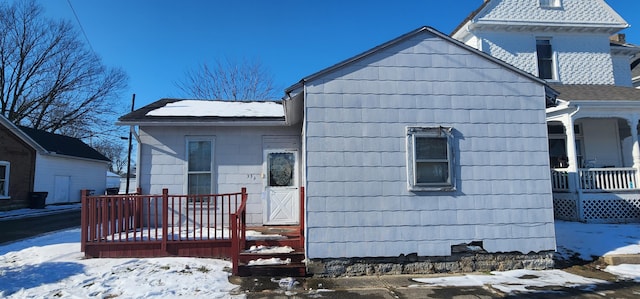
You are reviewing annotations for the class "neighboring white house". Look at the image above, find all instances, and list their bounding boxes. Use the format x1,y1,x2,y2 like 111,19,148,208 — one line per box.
0,115,110,208
119,26,557,275
452,0,640,223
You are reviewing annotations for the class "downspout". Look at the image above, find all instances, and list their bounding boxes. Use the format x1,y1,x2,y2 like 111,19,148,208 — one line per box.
567,106,583,221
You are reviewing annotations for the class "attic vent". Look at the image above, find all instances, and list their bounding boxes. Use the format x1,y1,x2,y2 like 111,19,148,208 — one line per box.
451,241,486,253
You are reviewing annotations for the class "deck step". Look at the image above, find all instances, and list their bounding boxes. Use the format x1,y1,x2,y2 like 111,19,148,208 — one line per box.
238,252,305,264
246,238,302,249
237,262,306,277
237,226,306,277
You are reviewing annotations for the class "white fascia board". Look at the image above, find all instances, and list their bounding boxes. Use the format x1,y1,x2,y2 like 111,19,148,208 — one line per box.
43,152,111,165
115,120,289,127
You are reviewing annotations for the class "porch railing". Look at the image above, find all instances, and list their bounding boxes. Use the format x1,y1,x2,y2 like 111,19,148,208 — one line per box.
81,188,246,257
230,186,305,276
551,168,638,192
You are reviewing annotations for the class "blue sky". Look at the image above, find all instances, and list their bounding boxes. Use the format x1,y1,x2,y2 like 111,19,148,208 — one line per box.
38,0,640,109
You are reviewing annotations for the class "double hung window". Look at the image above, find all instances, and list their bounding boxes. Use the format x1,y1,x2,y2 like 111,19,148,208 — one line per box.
0,161,9,198
407,127,455,191
536,38,555,80
187,138,213,196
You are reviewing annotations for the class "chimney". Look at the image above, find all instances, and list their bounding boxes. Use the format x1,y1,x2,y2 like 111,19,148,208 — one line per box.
610,33,626,44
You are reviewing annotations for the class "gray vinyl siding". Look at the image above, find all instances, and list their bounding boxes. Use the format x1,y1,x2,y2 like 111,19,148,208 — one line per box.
138,125,300,225
304,32,555,258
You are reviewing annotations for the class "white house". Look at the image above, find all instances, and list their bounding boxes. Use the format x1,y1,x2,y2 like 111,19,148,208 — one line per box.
119,26,557,275
452,0,640,223
0,115,110,209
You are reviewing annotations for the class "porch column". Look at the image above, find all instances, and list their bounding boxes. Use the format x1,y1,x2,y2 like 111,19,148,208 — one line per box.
561,116,578,172
627,114,640,170
627,115,640,189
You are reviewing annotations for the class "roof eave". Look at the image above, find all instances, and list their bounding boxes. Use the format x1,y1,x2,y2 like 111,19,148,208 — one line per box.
470,21,628,34
0,115,48,154
116,118,288,127
42,152,111,164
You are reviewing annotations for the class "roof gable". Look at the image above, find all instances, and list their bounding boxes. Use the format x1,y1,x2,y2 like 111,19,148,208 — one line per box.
0,114,109,162
286,26,549,93
452,0,628,37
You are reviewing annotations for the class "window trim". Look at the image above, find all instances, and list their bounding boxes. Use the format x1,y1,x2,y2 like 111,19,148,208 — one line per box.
536,38,558,81
406,127,455,192
0,161,9,199
539,0,562,8
185,136,215,196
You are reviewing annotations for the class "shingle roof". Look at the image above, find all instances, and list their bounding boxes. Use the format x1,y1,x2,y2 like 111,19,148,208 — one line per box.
118,98,285,124
17,126,110,162
551,84,640,101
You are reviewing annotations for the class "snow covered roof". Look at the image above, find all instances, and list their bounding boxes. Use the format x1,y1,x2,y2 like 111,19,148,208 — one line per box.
146,100,284,117
118,99,287,126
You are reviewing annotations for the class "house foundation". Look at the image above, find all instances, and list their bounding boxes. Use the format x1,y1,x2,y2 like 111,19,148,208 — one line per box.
307,251,555,277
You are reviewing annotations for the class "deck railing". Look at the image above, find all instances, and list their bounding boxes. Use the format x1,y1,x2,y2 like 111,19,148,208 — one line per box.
81,188,246,257
230,186,305,276
230,188,248,275
551,168,638,192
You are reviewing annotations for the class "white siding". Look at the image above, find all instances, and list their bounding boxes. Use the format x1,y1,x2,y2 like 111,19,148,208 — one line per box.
480,0,626,27
138,125,300,225
612,53,634,87
304,32,556,258
33,155,108,204
479,32,615,84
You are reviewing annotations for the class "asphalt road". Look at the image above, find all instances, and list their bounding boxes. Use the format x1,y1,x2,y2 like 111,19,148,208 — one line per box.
0,210,81,244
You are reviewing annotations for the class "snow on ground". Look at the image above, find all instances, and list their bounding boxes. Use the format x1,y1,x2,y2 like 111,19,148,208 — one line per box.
412,269,606,294
555,220,640,259
411,220,640,294
0,229,243,298
0,217,639,297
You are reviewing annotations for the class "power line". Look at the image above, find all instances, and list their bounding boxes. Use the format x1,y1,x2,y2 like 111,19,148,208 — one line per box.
66,0,95,54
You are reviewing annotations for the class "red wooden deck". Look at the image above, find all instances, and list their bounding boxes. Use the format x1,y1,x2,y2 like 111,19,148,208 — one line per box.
81,187,306,276
81,188,246,259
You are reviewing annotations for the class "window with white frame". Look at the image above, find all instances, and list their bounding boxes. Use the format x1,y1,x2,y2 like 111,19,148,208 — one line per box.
187,138,213,195
0,161,9,198
536,38,556,80
539,0,561,8
406,127,455,191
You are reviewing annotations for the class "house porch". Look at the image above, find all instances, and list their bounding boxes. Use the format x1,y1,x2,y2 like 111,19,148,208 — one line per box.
80,188,306,276
547,112,640,223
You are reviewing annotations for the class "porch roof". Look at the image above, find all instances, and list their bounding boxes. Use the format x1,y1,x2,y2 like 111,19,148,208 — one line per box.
551,84,640,101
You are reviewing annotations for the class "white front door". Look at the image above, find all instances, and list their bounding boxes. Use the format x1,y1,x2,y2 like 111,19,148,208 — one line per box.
263,150,299,225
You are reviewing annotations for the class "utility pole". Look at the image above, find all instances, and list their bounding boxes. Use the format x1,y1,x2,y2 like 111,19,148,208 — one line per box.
125,94,135,194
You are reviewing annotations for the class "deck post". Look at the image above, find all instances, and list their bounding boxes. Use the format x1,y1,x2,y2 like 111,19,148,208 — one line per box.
231,212,239,275
240,187,247,250
80,189,88,252
299,186,305,250
161,188,169,253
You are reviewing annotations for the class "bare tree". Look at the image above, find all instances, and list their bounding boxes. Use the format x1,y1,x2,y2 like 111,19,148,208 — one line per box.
93,138,128,174
0,0,128,138
176,57,277,101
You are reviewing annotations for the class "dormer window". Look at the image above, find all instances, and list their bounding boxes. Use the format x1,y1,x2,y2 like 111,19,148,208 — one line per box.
540,0,561,8
536,38,556,80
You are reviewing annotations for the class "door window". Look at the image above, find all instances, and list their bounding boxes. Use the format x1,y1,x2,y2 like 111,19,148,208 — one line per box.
267,152,294,187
